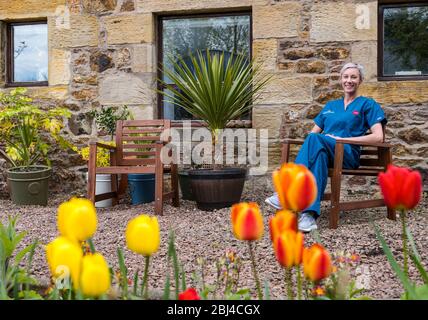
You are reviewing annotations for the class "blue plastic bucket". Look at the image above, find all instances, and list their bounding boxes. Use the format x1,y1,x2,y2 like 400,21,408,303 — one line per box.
128,173,156,205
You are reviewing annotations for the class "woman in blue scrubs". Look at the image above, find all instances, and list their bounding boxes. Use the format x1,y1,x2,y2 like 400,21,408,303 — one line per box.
265,63,387,232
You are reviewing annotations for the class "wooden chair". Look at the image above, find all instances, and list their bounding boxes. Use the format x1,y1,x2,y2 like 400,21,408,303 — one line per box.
87,120,179,215
280,127,396,229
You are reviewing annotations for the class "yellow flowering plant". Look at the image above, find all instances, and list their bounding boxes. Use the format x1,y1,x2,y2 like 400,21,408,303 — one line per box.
0,88,72,168
78,141,115,167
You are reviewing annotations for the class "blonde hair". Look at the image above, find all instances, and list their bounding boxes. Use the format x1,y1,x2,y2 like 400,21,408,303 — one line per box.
340,62,364,82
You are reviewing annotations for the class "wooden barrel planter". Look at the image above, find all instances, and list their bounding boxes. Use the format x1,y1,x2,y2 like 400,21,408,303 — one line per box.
188,168,247,211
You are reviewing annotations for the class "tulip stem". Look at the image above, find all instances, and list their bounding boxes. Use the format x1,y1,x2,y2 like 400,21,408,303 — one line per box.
87,238,96,254
248,241,263,300
142,255,150,299
401,210,409,299
285,268,294,300
296,265,302,300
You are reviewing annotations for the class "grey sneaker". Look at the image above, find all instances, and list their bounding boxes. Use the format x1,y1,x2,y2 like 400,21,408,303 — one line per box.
264,195,281,210
298,212,318,232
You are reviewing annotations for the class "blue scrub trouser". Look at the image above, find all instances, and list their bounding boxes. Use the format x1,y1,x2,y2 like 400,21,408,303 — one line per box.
272,133,360,217
296,133,360,217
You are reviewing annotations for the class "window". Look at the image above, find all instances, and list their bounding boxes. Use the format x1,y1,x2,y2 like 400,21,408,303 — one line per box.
379,3,428,80
7,21,48,86
158,12,251,120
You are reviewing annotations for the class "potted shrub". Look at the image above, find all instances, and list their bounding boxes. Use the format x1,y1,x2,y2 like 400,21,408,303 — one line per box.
159,50,271,210
0,88,71,205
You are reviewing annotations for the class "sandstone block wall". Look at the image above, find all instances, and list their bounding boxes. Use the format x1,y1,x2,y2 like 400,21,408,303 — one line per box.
0,0,427,197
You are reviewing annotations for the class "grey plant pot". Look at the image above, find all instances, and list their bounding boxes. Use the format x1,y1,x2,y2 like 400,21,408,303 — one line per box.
6,165,52,206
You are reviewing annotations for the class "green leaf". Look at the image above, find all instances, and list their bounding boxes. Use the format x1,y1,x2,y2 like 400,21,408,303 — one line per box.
263,280,271,300
117,247,128,299
163,274,171,300
353,295,373,300
14,243,33,265
133,270,139,296
409,254,428,284
167,231,180,299
414,285,428,299
405,226,423,264
181,265,186,292
19,290,43,300
406,227,428,284
373,223,418,299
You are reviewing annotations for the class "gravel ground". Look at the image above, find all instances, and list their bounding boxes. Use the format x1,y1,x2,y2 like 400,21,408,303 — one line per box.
1,175,427,300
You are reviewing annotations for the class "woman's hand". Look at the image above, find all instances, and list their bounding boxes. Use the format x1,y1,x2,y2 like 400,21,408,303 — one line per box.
327,123,384,144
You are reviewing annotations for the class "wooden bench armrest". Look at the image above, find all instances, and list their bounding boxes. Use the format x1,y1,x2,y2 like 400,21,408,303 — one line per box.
335,139,392,148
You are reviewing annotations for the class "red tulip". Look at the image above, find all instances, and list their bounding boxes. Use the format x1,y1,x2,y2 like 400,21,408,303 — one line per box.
303,244,332,282
378,165,422,211
274,230,304,268
231,202,264,241
269,210,297,243
272,163,317,212
179,288,200,300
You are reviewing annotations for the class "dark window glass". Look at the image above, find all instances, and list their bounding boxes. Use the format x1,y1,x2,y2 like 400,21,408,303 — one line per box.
159,14,251,120
382,4,428,77
9,22,48,84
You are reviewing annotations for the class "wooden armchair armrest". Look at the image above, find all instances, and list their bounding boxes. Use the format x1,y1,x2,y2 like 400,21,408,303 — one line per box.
89,140,117,151
282,139,304,145
335,139,392,148
280,139,305,163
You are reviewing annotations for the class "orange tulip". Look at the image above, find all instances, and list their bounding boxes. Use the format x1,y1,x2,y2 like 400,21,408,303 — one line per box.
378,165,422,211
269,210,297,243
274,230,304,268
231,202,264,241
272,163,317,212
303,244,332,282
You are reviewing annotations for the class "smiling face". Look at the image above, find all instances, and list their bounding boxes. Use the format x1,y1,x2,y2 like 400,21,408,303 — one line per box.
341,67,362,95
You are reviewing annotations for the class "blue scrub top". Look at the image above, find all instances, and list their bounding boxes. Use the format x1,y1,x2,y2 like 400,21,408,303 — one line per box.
314,96,387,139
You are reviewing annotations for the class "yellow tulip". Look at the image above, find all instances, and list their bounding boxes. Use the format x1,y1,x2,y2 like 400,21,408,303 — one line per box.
231,202,264,241
126,214,160,256
58,198,97,242
80,253,111,297
272,162,317,212
45,237,83,289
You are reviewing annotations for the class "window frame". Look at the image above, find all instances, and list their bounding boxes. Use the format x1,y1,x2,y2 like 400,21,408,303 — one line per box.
378,2,428,81
6,20,49,87
156,10,253,121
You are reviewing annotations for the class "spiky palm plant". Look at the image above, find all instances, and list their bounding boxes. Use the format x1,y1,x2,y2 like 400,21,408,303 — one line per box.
158,50,271,168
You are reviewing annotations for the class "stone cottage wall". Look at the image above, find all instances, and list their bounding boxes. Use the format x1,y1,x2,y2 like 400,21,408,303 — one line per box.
0,0,427,197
